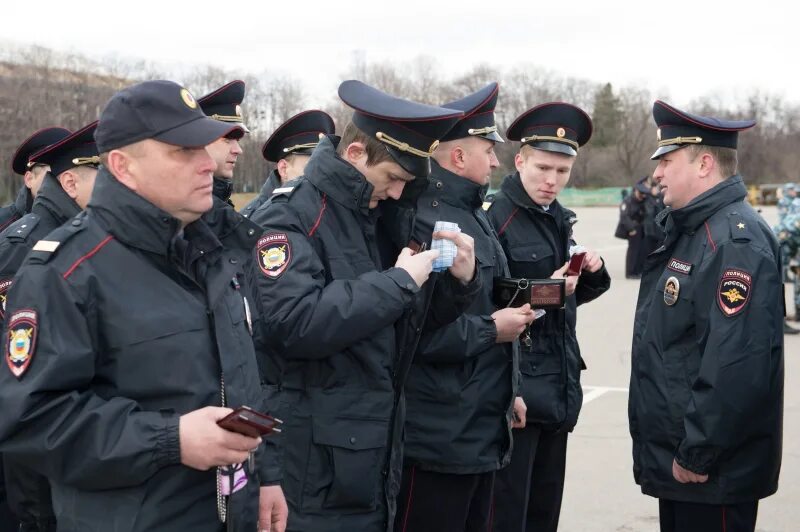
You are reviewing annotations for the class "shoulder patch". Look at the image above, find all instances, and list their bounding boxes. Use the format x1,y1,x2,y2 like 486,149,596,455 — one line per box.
256,233,291,279
727,212,754,243
717,268,751,317
0,278,12,321
6,309,38,378
272,186,295,195
5,215,40,242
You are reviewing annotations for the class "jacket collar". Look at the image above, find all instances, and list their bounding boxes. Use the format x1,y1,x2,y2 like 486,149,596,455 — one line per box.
212,177,234,203
202,196,261,251
14,185,32,215
500,172,573,222
261,170,282,196
88,166,220,258
31,173,80,224
664,175,747,234
303,135,373,215
429,160,486,210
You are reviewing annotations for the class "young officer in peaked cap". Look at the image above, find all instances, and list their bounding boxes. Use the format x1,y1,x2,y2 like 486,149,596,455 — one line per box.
0,80,286,532
487,102,610,532
0,120,100,532
0,128,71,232
198,80,248,206
629,101,783,532
248,79,483,532
240,110,335,218
395,82,535,532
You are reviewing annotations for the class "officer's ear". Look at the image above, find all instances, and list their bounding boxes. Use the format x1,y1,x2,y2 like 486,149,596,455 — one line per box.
57,170,79,200
106,147,140,192
697,151,716,180
276,158,289,181
342,142,367,166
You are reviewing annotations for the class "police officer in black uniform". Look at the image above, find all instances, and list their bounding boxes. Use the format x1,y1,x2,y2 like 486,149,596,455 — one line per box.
0,128,71,232
0,80,283,532
240,110,335,218
198,80,289,530
0,120,100,532
248,79,481,532
395,82,532,532
618,177,650,278
198,80,248,206
487,103,611,532
0,125,71,532
628,101,784,532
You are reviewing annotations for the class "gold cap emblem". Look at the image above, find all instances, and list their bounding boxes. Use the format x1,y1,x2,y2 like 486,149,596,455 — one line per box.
180,88,197,109
656,128,662,141
235,104,242,117
556,127,566,138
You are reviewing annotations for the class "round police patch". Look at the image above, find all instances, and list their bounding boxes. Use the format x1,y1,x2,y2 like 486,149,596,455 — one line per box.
717,268,751,317
0,278,12,322
180,88,197,109
6,309,37,379
663,276,680,306
257,233,291,279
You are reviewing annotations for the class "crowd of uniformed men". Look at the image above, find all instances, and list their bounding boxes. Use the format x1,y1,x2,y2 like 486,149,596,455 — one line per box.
0,76,785,532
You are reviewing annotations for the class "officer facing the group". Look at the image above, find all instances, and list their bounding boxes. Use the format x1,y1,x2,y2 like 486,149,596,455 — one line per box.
487,102,611,532
0,80,284,532
628,100,784,532
240,110,336,218
249,80,480,531
617,177,650,278
198,79,248,206
395,82,532,532
0,120,100,532
0,128,71,232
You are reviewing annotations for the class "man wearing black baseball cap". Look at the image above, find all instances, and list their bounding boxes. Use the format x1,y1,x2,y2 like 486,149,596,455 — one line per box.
0,80,285,532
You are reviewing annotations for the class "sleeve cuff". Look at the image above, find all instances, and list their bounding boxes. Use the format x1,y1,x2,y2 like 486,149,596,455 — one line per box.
156,412,181,469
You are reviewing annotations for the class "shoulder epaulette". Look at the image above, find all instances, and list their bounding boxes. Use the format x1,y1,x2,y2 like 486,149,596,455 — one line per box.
27,213,88,264
4,214,40,242
726,210,755,243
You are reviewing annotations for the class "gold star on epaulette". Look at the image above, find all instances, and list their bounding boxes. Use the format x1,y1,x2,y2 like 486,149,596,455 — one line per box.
737,222,745,229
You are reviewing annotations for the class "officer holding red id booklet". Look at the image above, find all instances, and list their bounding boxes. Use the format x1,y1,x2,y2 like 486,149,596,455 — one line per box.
487,102,610,532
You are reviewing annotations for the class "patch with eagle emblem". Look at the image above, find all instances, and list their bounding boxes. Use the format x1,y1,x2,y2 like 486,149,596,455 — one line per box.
6,309,37,378
256,233,291,279
717,269,751,317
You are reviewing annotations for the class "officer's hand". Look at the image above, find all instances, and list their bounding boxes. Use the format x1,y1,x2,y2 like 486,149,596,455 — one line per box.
395,248,440,288
629,230,637,236
179,407,262,471
433,230,476,284
511,396,527,429
582,250,603,273
259,485,288,532
492,304,536,343
552,263,579,296
672,459,708,484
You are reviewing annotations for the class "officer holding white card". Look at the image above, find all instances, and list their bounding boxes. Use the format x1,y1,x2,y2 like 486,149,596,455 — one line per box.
395,83,535,532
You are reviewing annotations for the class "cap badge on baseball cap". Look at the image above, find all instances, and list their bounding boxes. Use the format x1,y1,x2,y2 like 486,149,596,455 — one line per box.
180,88,198,109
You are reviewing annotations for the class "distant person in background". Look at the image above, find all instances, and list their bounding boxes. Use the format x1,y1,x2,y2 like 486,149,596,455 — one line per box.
777,183,796,221
616,178,649,278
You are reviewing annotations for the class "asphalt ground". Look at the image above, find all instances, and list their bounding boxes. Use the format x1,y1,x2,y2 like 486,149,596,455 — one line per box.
558,206,797,532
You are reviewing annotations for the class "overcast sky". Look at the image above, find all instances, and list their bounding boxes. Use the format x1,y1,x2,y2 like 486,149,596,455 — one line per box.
3,0,798,109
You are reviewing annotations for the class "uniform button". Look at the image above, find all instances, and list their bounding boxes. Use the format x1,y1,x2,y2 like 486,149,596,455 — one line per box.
229,258,238,264
431,200,439,207
435,181,443,189
247,229,255,236
531,253,537,259
71,219,81,226
349,436,357,445
406,282,415,290
161,216,170,223
415,327,421,333
199,250,205,255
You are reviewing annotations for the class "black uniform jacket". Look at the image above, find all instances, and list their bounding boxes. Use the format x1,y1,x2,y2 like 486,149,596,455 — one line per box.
240,171,282,220
0,168,274,532
403,161,518,474
0,186,32,233
251,136,478,532
0,173,80,530
628,175,783,504
487,173,610,431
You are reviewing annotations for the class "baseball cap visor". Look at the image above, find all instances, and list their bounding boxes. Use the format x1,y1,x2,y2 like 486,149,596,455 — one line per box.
153,115,244,148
